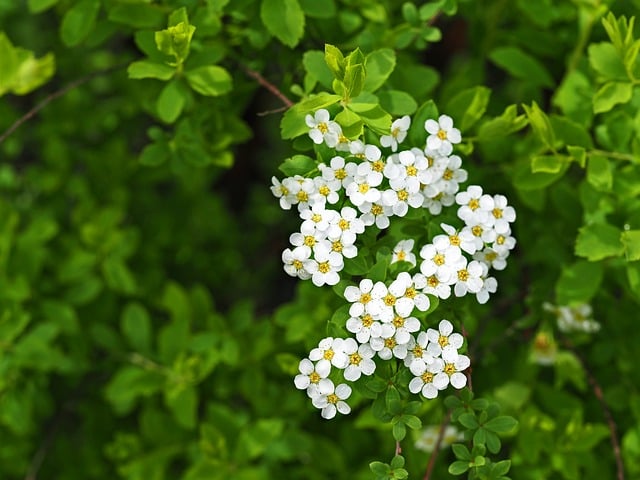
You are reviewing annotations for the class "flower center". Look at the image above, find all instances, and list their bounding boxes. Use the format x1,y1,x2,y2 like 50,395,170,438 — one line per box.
384,293,396,306
471,225,483,237
421,371,434,383
457,269,469,281
335,168,347,180
296,190,308,202
392,316,405,328
405,286,417,299
293,259,303,270
304,235,316,247
349,352,362,365
371,204,383,215
372,160,385,172
492,207,503,219
449,234,461,246
486,251,498,261
444,363,456,376
360,292,371,304
323,349,334,360
318,261,331,274
339,219,350,231
319,185,330,196
312,213,322,223
309,372,320,384
496,235,506,245
331,241,343,253
434,253,445,266
427,275,439,287
361,314,373,327
437,129,448,140
384,338,397,349
442,169,453,180
438,335,449,348
398,189,409,201
358,183,370,194
468,198,479,210
327,393,339,404
412,345,423,358
406,165,418,176
318,122,329,134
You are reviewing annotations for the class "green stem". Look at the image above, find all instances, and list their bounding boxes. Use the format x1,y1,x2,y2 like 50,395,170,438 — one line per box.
588,149,638,163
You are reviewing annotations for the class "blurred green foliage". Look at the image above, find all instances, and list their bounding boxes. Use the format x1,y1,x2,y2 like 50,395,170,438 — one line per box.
1,0,640,479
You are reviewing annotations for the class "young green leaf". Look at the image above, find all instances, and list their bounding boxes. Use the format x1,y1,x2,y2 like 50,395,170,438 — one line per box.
260,0,305,48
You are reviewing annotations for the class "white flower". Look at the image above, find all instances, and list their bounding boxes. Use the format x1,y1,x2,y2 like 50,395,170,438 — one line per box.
320,156,357,188
346,313,383,344
380,115,411,152
404,331,434,369
422,191,455,215
282,246,312,280
375,273,416,321
453,260,486,297
289,221,328,253
434,223,476,256
282,175,316,212
424,114,461,156
433,348,470,390
405,273,431,311
328,206,365,240
475,275,497,304
300,203,339,233
419,242,463,284
459,223,497,254
311,176,341,205
473,247,508,271
389,150,427,193
342,338,377,381
425,319,464,358
483,194,516,234
358,201,393,229
492,230,517,254
312,381,352,419
344,279,376,317
271,176,292,210
389,314,422,346
423,271,452,299
345,162,383,207
370,334,410,360
409,358,445,399
431,155,467,195
381,179,425,217
294,358,332,398
455,185,492,226
304,244,344,287
391,239,417,267
309,337,349,370
306,109,342,147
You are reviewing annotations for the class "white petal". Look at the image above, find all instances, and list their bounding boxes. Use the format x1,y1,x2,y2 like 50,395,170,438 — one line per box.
409,377,424,393
336,400,351,415
450,372,467,389
321,404,337,419
433,372,449,389
335,383,352,399
422,384,439,399
294,374,310,389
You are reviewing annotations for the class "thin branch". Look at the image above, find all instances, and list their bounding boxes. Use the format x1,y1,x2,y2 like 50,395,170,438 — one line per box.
563,341,625,480
241,64,293,109
395,440,402,456
0,64,124,146
423,410,452,480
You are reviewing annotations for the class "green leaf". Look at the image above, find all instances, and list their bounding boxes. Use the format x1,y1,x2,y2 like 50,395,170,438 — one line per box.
334,107,363,138
489,46,554,87
139,142,169,166
105,367,165,414
165,385,198,429
377,90,418,115
593,81,633,114
369,461,389,475
445,86,491,132
549,115,593,149
299,0,336,18
303,50,333,88
343,62,365,99
621,230,640,261
28,0,59,13
363,48,396,92
452,443,472,461
155,19,196,63
324,44,345,80
260,0,305,48
157,80,186,123
552,70,594,125
409,99,438,146
575,222,624,260
107,3,165,28
60,0,100,47
458,412,479,429
2,42,55,96
121,302,152,354
522,101,555,150
478,104,528,140
278,155,316,176
402,414,422,430
556,260,604,305
587,155,613,191
185,65,232,96
484,415,517,433
348,103,392,134
390,455,405,469
102,257,137,295
531,155,568,174
493,460,512,476
514,155,570,190
392,421,407,441
449,460,470,475
128,60,175,80
588,42,628,81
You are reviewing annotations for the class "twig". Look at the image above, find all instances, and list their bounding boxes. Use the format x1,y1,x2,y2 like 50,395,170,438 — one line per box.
423,411,452,480
563,341,625,480
241,64,293,108
395,440,402,456
0,64,124,146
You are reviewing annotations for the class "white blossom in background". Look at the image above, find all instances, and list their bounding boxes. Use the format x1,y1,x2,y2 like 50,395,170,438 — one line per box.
271,176,293,210
415,425,463,453
320,155,357,189
544,302,600,333
306,109,342,147
312,381,352,419
492,230,517,255
344,279,376,317
424,114,461,156
473,247,508,271
381,115,411,152
530,331,557,366
475,275,497,304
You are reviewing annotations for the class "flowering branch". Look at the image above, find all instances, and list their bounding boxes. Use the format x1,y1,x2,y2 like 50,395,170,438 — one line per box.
423,411,452,480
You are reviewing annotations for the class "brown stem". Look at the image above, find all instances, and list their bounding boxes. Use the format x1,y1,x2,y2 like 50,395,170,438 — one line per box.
0,64,125,146
563,341,625,480
395,440,402,456
423,410,452,480
241,64,293,108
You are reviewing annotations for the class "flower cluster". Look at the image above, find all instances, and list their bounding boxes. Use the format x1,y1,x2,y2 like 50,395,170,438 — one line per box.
275,108,517,418
414,424,463,453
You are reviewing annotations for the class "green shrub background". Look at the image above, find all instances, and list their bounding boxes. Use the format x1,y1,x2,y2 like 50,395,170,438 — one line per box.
1,0,640,478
